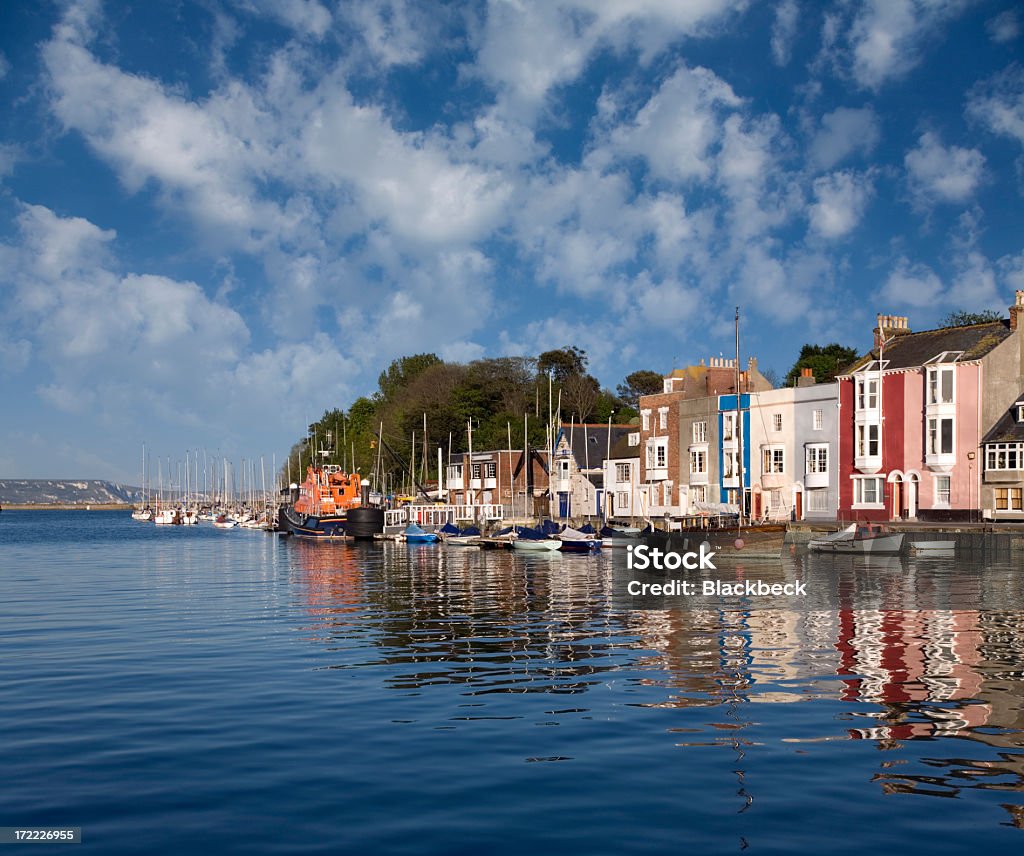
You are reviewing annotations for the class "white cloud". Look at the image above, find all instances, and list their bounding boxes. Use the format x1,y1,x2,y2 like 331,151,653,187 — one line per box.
950,251,1000,309
603,64,742,183
230,0,332,38
986,9,1020,44
808,106,880,171
808,170,874,238
967,64,1024,147
905,131,986,203
771,0,799,66
339,0,452,69
470,0,748,120
844,0,975,91
879,259,946,307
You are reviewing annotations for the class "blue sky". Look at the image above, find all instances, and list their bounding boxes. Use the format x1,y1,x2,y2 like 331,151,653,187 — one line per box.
1,0,1023,483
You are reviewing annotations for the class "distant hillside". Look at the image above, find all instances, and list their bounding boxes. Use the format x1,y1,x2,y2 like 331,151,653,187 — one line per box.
0,480,142,505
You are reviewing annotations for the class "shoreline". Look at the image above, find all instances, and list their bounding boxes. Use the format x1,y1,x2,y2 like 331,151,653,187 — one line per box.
1,504,133,511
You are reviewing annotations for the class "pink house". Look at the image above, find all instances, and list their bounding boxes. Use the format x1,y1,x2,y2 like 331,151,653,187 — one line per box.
837,300,1024,522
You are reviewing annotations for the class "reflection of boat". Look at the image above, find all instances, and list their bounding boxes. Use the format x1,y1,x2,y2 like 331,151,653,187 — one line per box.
278,465,383,539
910,540,955,555
402,523,440,544
808,523,904,554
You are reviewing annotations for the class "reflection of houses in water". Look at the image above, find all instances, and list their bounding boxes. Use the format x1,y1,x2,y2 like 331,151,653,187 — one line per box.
627,606,845,708
869,609,1024,800
835,608,990,740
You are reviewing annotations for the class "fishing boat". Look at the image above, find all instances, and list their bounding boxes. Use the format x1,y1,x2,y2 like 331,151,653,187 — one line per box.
808,523,904,555
402,522,440,544
278,464,383,539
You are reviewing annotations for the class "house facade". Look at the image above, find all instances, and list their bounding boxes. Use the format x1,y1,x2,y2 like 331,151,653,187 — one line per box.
602,433,643,522
837,297,1024,522
638,357,772,521
743,376,840,522
445,448,550,518
551,423,633,519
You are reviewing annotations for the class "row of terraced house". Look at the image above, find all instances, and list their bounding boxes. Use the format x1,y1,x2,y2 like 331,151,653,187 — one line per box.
627,291,1024,525
436,292,1024,526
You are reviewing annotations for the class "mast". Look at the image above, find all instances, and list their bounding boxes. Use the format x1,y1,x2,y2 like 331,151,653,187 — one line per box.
735,306,744,530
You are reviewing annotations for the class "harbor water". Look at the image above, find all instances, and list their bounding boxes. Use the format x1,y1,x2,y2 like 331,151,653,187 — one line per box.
1,510,1022,854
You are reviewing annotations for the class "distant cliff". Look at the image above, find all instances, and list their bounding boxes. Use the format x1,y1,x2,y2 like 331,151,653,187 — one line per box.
0,480,142,506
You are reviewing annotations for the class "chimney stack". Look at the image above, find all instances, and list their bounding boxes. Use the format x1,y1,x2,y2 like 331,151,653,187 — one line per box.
874,313,911,350
1010,291,1024,332
797,367,816,387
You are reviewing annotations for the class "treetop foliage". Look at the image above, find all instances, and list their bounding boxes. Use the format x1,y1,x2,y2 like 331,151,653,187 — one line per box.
784,343,860,386
941,309,1003,328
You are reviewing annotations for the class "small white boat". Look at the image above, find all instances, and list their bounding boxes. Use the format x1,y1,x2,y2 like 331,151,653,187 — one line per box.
153,508,181,525
212,514,237,529
808,523,904,555
511,538,561,552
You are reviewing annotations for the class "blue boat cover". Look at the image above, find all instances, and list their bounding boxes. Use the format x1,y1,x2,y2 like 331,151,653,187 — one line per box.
578,523,596,534
439,522,461,535
539,519,561,535
492,525,514,536
405,523,427,535
600,526,622,537
459,526,482,536
516,526,547,540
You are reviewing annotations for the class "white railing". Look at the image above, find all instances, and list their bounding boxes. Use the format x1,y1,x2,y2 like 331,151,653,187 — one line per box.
383,504,505,528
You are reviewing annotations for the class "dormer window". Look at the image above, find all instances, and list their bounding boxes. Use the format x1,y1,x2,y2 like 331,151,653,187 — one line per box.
1017,401,1024,423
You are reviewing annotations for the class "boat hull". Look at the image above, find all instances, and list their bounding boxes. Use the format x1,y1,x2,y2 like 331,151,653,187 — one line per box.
512,539,561,552
278,505,347,538
808,533,904,554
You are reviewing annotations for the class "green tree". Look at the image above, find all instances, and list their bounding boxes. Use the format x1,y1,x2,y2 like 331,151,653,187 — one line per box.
377,353,443,400
785,343,860,386
616,370,664,407
941,309,1003,327
537,346,587,381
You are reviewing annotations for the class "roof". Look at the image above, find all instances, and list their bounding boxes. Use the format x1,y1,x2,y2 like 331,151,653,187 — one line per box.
607,432,641,460
558,423,632,464
846,321,1011,373
983,399,1024,444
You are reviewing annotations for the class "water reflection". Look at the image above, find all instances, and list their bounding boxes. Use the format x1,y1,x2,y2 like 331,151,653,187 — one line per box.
286,542,1024,818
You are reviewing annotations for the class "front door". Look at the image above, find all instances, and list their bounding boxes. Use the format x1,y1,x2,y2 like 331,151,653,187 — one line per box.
891,479,902,521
